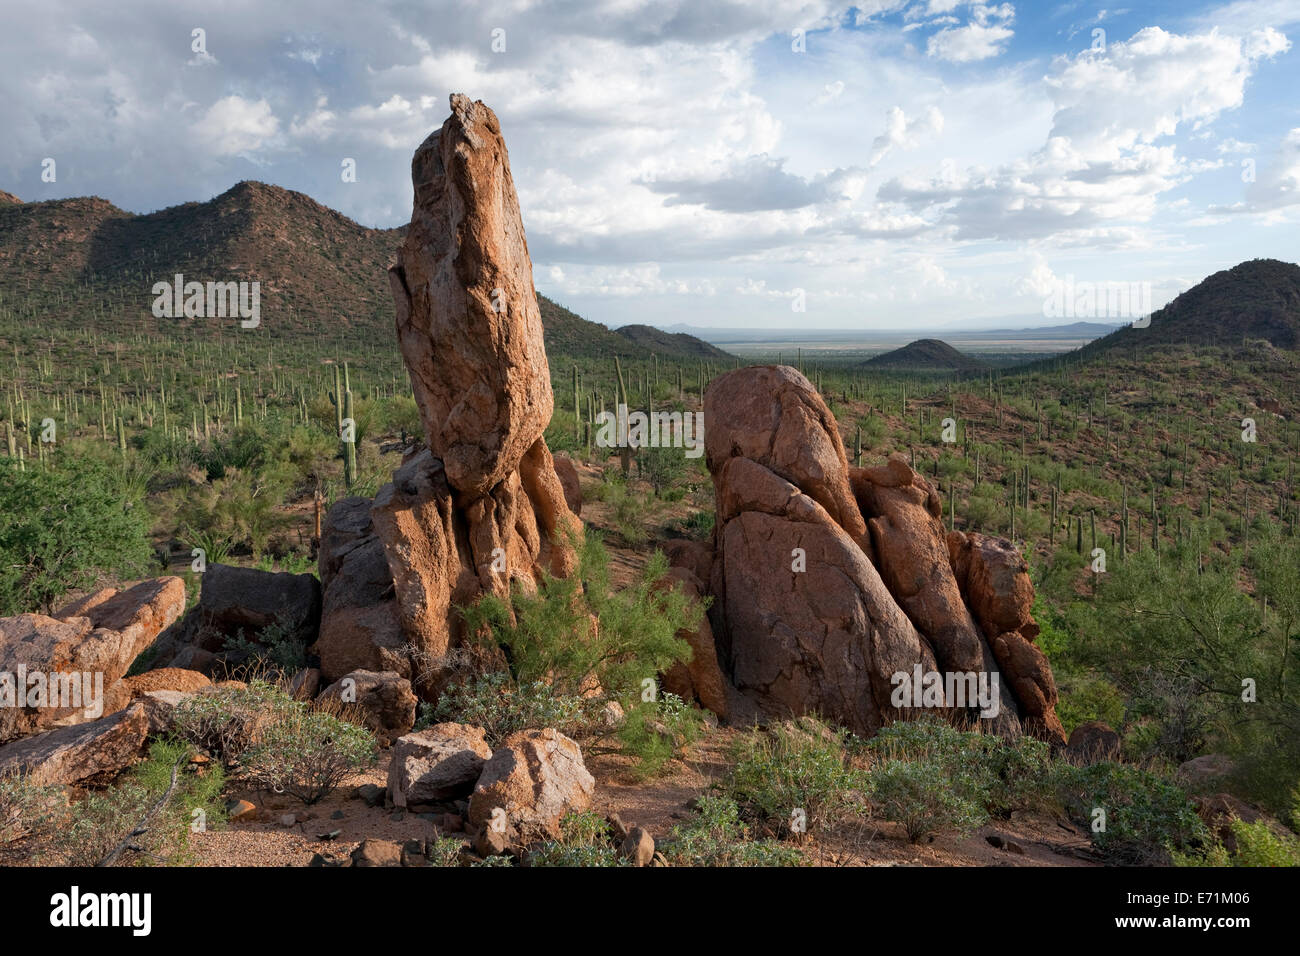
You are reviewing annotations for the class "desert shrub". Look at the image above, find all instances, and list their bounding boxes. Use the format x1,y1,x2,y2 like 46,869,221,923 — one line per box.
725,717,867,835
638,444,689,497
868,758,988,843
427,835,467,867
173,679,294,761
0,456,153,615
865,718,1057,825
1176,819,1300,867
39,739,225,866
458,534,700,775
662,794,805,867
224,619,309,677
242,704,377,804
1056,761,1208,864
0,773,63,845
427,673,587,745
616,692,705,780
527,810,626,867
1223,820,1300,866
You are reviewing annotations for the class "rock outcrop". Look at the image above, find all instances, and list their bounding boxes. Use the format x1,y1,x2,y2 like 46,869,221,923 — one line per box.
467,728,595,840
663,364,1066,744
388,723,493,807
388,93,553,497
0,577,186,741
363,94,582,696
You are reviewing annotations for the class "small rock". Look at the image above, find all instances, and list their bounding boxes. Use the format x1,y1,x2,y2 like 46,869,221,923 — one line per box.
1005,840,1025,855
474,823,513,857
353,783,384,807
227,799,256,821
601,700,625,728
331,810,346,820
279,813,297,827
619,826,655,867
442,813,464,833
351,839,403,867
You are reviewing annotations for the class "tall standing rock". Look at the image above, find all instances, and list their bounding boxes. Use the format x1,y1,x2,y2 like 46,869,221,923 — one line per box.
388,93,553,497
369,96,581,696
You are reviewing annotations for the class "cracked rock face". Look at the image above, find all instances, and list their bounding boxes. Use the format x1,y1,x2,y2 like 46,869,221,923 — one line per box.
673,364,1065,744
317,95,583,700
388,93,553,498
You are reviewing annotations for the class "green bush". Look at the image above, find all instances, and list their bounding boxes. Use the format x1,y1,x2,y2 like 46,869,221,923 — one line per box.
1177,819,1300,867
662,794,805,867
457,534,700,776
427,673,587,746
35,739,226,866
1056,761,1208,864
526,810,626,867
868,758,988,843
0,773,63,845
725,717,866,835
0,456,153,614
173,679,294,761
616,692,704,780
242,704,377,804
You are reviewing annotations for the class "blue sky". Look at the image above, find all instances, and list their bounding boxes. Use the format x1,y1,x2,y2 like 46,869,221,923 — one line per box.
2,0,1297,329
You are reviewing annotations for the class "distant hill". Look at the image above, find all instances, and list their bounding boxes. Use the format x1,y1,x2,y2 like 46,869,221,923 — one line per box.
1079,258,1300,357
0,182,728,360
862,338,989,373
613,323,731,360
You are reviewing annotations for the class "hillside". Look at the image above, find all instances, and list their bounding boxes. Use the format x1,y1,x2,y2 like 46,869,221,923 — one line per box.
613,323,732,360
862,338,988,373
1079,258,1300,358
0,183,727,360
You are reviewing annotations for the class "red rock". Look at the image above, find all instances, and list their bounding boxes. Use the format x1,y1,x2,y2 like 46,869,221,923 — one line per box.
388,94,553,496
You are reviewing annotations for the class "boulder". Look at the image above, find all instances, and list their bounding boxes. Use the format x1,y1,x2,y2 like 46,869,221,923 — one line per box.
315,496,408,684
709,453,940,736
705,365,871,557
175,563,321,653
552,454,582,516
54,577,186,651
0,701,150,785
468,728,595,840
851,457,1018,733
0,580,185,741
1066,720,1121,764
948,531,1038,640
102,667,211,716
388,94,553,496
371,451,480,682
388,723,493,807
318,669,416,745
657,567,728,719
1176,754,1238,792
351,840,403,867
619,826,655,867
948,530,1065,745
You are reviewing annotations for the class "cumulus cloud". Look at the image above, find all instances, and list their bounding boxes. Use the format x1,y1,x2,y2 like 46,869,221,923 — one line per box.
880,25,1291,241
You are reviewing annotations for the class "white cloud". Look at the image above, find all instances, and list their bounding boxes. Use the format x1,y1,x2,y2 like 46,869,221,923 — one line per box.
192,96,280,156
